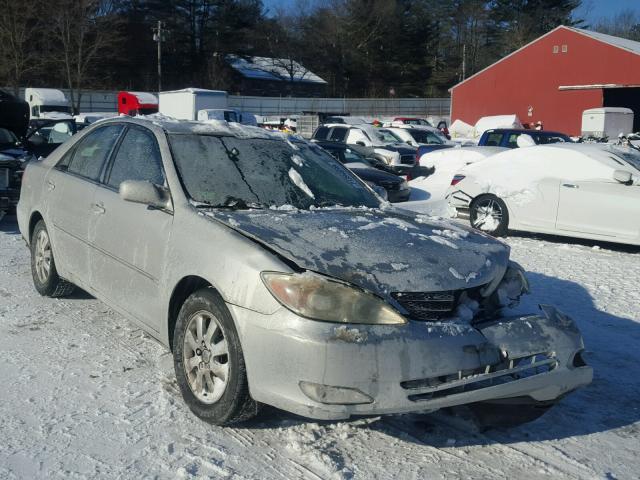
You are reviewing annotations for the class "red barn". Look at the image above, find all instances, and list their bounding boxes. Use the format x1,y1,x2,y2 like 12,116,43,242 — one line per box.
450,26,640,135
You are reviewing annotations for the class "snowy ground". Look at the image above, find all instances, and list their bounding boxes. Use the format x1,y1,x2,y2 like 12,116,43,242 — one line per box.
1,214,639,480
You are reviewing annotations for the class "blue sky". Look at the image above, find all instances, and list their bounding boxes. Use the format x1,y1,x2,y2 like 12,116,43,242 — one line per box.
262,0,639,23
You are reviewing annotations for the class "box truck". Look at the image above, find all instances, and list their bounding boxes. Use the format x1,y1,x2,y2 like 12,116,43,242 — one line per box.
118,91,159,116
24,88,72,118
159,88,228,121
581,107,634,139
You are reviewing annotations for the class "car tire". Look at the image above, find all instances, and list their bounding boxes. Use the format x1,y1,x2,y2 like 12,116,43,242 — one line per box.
173,287,259,425
30,220,75,297
469,194,509,237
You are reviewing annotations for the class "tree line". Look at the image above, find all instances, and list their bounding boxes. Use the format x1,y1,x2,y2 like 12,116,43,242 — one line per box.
0,0,637,111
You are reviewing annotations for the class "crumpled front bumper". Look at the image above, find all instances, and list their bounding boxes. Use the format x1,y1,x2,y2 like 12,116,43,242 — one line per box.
229,303,592,420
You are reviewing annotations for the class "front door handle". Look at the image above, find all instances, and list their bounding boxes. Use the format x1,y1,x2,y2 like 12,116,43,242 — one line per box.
47,180,55,191
562,183,579,189
92,202,106,214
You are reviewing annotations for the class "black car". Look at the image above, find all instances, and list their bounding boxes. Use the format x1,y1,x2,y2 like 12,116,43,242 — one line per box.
0,89,77,216
316,142,411,202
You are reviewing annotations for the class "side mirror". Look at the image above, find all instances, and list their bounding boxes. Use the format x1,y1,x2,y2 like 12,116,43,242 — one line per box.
613,170,633,185
119,180,172,210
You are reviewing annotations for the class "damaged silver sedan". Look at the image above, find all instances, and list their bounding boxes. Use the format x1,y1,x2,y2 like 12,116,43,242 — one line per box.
17,117,592,426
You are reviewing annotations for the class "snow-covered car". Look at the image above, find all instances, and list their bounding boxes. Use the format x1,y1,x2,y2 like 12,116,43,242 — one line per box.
446,143,640,244
17,117,592,425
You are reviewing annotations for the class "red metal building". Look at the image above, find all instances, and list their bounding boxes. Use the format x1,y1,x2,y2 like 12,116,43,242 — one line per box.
450,26,640,135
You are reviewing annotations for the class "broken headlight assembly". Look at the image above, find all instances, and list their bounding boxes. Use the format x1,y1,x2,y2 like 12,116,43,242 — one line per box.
261,271,406,325
492,261,530,308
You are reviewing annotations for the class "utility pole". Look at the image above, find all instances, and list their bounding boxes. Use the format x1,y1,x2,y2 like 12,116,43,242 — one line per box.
461,43,466,81
153,21,164,93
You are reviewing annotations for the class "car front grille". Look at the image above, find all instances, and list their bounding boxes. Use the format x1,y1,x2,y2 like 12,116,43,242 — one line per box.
400,154,415,165
400,352,558,402
0,168,8,189
391,285,485,321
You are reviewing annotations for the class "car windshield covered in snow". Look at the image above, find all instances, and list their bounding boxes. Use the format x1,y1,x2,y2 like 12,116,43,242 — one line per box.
169,134,380,209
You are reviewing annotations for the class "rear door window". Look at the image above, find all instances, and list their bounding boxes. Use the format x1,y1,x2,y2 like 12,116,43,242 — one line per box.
485,132,504,147
329,127,348,142
106,126,165,189
66,125,123,181
507,133,520,148
313,126,329,140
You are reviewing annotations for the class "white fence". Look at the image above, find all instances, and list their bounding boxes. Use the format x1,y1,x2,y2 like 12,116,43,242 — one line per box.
8,87,450,117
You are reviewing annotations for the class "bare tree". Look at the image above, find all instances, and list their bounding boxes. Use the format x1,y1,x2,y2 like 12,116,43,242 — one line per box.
48,0,121,113
0,0,41,94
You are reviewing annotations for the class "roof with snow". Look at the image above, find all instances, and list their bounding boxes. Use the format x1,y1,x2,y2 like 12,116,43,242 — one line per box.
130,91,158,105
567,27,640,57
451,26,640,91
226,55,327,84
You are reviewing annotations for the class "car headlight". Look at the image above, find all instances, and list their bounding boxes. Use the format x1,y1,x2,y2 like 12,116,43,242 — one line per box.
261,271,406,325
495,261,530,307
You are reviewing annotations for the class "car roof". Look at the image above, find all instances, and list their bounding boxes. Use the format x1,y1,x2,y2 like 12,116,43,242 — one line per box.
93,115,301,142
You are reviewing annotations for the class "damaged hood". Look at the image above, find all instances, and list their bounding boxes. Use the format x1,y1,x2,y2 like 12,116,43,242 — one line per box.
203,207,510,298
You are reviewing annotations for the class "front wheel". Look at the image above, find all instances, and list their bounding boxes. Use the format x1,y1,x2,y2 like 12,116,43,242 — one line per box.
469,194,509,237
30,220,75,297
173,288,259,425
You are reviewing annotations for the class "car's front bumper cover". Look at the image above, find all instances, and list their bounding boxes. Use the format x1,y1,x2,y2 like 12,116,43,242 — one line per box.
229,303,592,420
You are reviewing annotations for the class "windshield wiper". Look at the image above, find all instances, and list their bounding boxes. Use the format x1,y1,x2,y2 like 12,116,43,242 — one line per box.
193,197,266,210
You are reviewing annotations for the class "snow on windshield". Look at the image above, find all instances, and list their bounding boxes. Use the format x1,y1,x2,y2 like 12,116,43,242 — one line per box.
168,134,379,209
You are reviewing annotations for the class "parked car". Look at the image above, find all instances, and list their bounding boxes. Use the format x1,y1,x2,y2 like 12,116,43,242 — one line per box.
446,143,640,244
314,142,411,202
1,89,77,216
18,117,591,426
478,128,572,148
312,124,417,167
385,125,450,147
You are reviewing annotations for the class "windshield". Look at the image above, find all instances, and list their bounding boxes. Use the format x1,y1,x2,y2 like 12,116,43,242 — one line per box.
404,119,433,127
0,128,17,145
169,135,381,209
408,129,445,145
40,105,71,114
375,129,402,144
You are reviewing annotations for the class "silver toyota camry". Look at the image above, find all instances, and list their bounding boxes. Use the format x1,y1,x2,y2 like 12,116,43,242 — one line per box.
17,117,592,426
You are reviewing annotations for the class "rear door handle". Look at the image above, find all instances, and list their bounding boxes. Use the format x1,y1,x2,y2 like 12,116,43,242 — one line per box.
47,180,55,191
562,183,579,189
92,202,105,214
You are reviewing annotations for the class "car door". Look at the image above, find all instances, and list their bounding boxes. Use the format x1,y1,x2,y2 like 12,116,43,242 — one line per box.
44,125,124,285
556,172,639,240
88,124,173,332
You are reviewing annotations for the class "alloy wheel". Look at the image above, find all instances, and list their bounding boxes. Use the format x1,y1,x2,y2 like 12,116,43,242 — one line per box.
183,310,230,404
34,229,52,283
472,198,504,231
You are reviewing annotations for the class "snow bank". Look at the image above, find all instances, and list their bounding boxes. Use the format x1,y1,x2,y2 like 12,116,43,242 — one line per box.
449,119,474,138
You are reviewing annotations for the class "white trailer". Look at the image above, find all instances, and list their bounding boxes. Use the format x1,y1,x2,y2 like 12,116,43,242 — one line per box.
159,88,228,121
24,88,72,119
197,109,239,123
582,107,634,139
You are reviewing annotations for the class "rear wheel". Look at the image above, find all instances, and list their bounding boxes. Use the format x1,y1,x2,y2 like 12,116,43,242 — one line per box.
469,194,509,237
30,220,75,297
173,288,259,425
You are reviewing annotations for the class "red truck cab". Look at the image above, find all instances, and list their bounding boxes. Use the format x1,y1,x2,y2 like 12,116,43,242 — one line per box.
117,91,158,116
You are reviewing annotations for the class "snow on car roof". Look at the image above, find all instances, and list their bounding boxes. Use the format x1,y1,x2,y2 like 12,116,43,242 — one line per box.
132,114,305,143
226,55,327,84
